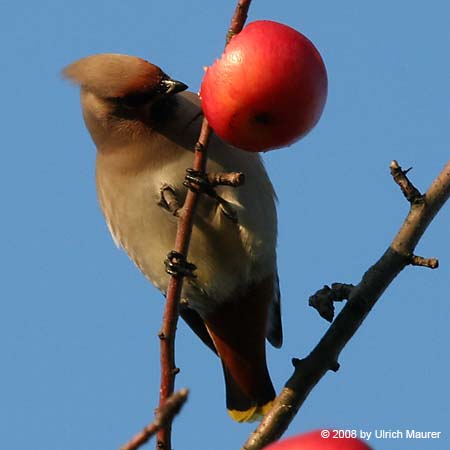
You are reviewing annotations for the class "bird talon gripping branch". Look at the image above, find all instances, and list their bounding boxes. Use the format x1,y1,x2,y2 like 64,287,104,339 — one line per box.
183,168,215,195
164,250,197,278
159,185,181,216
184,168,241,223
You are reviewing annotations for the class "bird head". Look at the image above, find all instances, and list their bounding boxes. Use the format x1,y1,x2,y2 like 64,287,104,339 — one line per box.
63,53,188,144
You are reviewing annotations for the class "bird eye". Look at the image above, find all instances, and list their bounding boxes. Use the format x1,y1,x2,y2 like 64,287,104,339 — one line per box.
118,92,153,108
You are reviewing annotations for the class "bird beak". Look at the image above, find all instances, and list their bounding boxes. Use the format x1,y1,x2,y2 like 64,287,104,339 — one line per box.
160,76,188,95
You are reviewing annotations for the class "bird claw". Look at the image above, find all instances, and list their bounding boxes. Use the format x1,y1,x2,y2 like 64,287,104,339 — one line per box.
218,202,238,223
165,250,197,278
183,168,215,195
183,168,239,223
159,184,181,216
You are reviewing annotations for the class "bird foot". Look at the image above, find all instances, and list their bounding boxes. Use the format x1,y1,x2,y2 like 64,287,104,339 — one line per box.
183,169,243,223
159,184,181,216
183,168,216,195
165,250,197,278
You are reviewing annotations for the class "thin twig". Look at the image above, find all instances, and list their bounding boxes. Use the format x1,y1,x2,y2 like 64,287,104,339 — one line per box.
409,254,439,269
207,171,245,187
241,160,450,450
390,160,423,203
155,2,254,449
120,389,188,450
227,0,252,44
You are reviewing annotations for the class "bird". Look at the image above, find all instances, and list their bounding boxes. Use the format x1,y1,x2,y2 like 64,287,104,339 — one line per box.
63,53,282,422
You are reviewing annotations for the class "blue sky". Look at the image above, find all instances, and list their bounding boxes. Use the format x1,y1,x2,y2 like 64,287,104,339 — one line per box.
1,1,448,449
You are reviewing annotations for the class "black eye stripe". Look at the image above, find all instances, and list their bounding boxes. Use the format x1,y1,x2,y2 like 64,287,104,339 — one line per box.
121,92,154,107
109,82,173,109
108,91,155,108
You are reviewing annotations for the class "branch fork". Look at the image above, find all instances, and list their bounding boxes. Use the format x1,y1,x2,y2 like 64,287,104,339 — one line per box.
310,161,442,325
120,389,189,450
390,160,440,269
390,160,423,204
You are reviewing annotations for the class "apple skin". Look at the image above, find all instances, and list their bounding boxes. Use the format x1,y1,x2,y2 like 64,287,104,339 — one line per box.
200,20,328,152
262,430,373,450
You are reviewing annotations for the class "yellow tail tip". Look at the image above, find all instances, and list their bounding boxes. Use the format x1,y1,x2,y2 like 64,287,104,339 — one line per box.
228,401,273,423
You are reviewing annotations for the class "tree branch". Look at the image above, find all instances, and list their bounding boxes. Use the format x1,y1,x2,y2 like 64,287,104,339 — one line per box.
120,389,188,450
227,0,252,44
241,159,450,450
155,2,254,449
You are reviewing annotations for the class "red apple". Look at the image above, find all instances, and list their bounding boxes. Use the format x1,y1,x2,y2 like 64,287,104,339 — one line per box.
263,430,373,450
200,20,327,152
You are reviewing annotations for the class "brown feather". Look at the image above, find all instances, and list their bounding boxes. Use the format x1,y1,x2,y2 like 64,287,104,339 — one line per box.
63,53,164,98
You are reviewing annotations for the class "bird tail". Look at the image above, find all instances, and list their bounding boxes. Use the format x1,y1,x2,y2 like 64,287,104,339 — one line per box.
204,276,278,422
222,363,275,422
